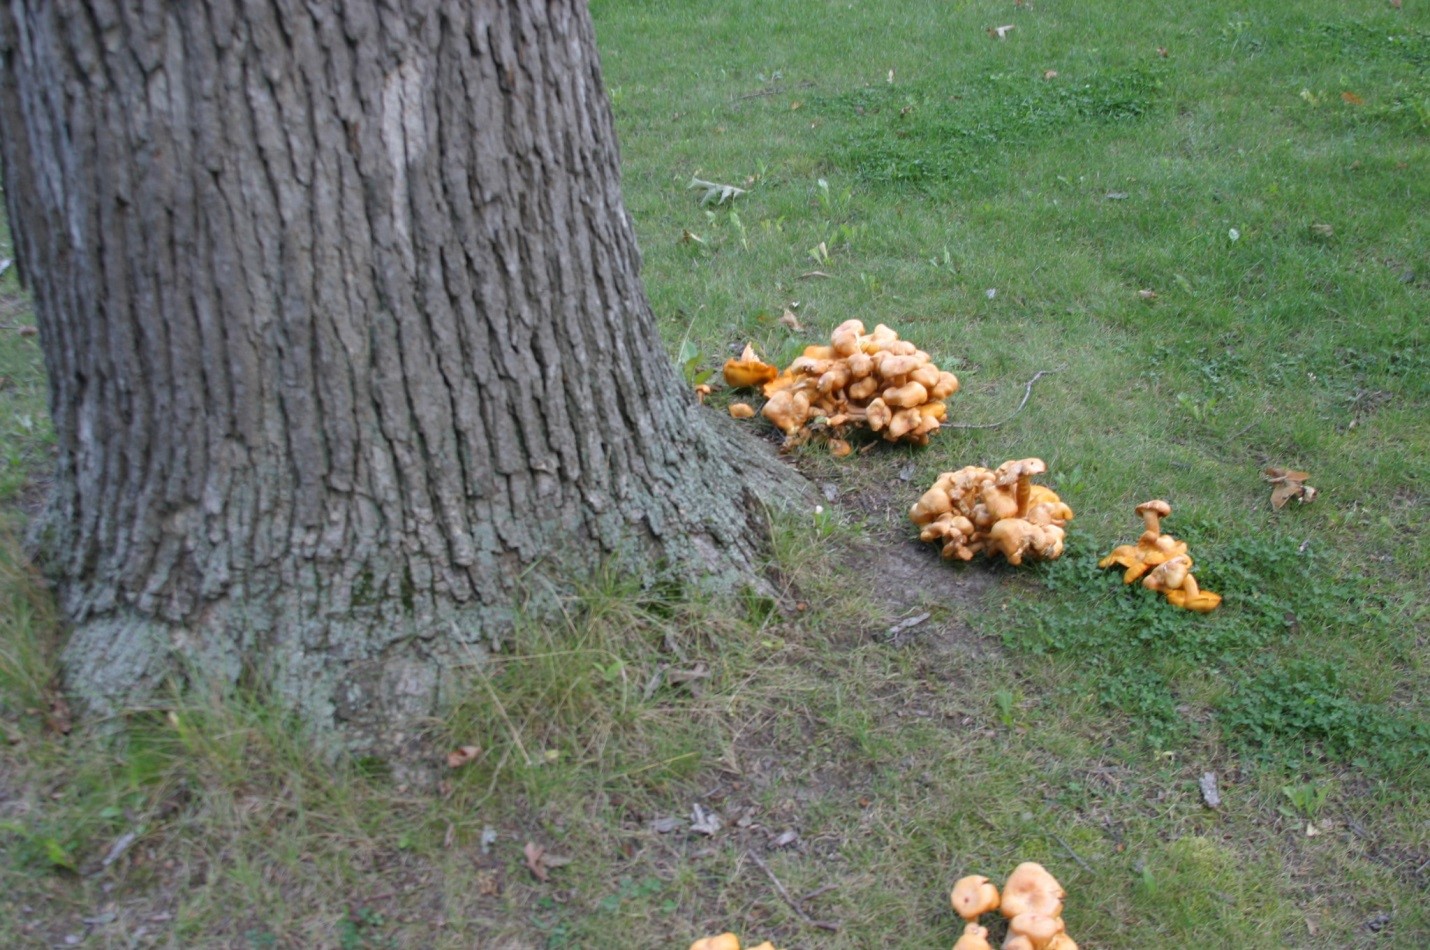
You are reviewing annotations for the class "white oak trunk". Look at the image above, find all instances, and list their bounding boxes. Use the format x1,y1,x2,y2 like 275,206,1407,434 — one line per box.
0,0,799,755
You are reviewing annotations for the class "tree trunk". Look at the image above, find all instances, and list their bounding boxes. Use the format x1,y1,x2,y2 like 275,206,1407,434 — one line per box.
0,0,800,756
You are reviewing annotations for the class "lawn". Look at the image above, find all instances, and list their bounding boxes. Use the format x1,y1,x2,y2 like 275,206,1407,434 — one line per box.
2,0,1426,947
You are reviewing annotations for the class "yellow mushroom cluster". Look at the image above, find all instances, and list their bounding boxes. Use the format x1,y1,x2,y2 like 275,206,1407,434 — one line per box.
687,934,779,950
910,459,1073,565
1098,499,1221,612
724,320,960,450
951,862,1080,950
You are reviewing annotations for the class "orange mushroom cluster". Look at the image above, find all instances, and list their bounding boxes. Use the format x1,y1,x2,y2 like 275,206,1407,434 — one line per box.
951,862,1080,950
910,458,1073,565
724,320,960,451
687,934,779,950
1098,500,1221,612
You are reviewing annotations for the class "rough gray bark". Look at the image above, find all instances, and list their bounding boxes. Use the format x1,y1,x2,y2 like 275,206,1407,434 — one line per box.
0,0,801,755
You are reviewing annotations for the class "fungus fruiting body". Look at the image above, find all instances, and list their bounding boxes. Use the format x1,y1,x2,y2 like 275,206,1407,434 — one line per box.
1100,501,1220,611
949,862,1081,950
1000,863,1065,919
1006,912,1066,949
722,344,778,389
688,934,742,950
953,922,994,950
754,320,959,449
913,460,1072,566
951,875,1002,920
728,402,755,419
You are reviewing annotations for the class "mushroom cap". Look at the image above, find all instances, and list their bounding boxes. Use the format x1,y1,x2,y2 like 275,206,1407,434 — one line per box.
866,398,893,432
1044,935,1079,950
1000,863,1065,919
994,458,1048,486
950,875,1002,921
829,438,853,458
1142,554,1193,592
1135,499,1172,517
1002,938,1036,950
883,380,930,409
911,486,955,526
953,922,994,950
1007,912,1066,949
689,934,741,950
830,319,867,356
723,344,779,389
1166,588,1222,612
728,403,756,419
988,518,1039,565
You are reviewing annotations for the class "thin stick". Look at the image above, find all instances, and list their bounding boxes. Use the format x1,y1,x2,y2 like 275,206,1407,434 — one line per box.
1051,833,1095,875
747,850,841,932
944,369,1059,430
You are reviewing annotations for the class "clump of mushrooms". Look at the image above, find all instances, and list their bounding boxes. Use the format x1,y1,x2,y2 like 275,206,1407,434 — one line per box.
1098,500,1221,612
737,319,959,453
949,862,1079,949
911,459,1073,566
688,935,779,950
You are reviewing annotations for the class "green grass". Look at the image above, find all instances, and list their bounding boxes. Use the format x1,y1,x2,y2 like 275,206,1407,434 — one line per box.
1,0,1427,946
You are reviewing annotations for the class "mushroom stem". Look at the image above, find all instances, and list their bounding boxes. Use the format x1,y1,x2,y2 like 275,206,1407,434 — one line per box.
1139,508,1162,543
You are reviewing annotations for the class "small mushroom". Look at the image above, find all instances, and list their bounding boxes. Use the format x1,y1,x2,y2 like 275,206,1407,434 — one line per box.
1006,912,1065,950
723,344,778,389
1141,554,1193,593
866,398,893,432
1044,936,1079,950
1135,499,1172,545
951,875,1002,921
728,402,755,419
1000,863,1065,919
953,922,994,950
829,438,853,458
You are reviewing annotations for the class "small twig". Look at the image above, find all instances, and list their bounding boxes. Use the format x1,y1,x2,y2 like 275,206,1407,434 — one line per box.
747,850,841,932
944,369,1060,430
1051,833,1095,875
737,86,784,100
800,883,838,904
1227,421,1256,441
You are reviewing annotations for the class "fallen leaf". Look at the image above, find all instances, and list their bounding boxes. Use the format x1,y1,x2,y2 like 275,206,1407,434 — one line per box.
989,24,1015,39
688,177,747,206
1310,223,1334,238
1042,69,1058,80
1138,289,1158,301
477,870,501,897
1199,772,1222,808
446,744,481,769
798,270,832,280
780,308,803,331
1341,91,1365,106
1263,467,1315,509
47,695,72,735
1157,46,1169,58
690,803,723,836
523,841,549,882
679,229,706,245
651,816,683,834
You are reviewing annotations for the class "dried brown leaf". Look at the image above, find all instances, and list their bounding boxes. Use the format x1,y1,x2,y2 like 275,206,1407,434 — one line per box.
780,308,804,331
523,841,549,882
446,744,481,769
